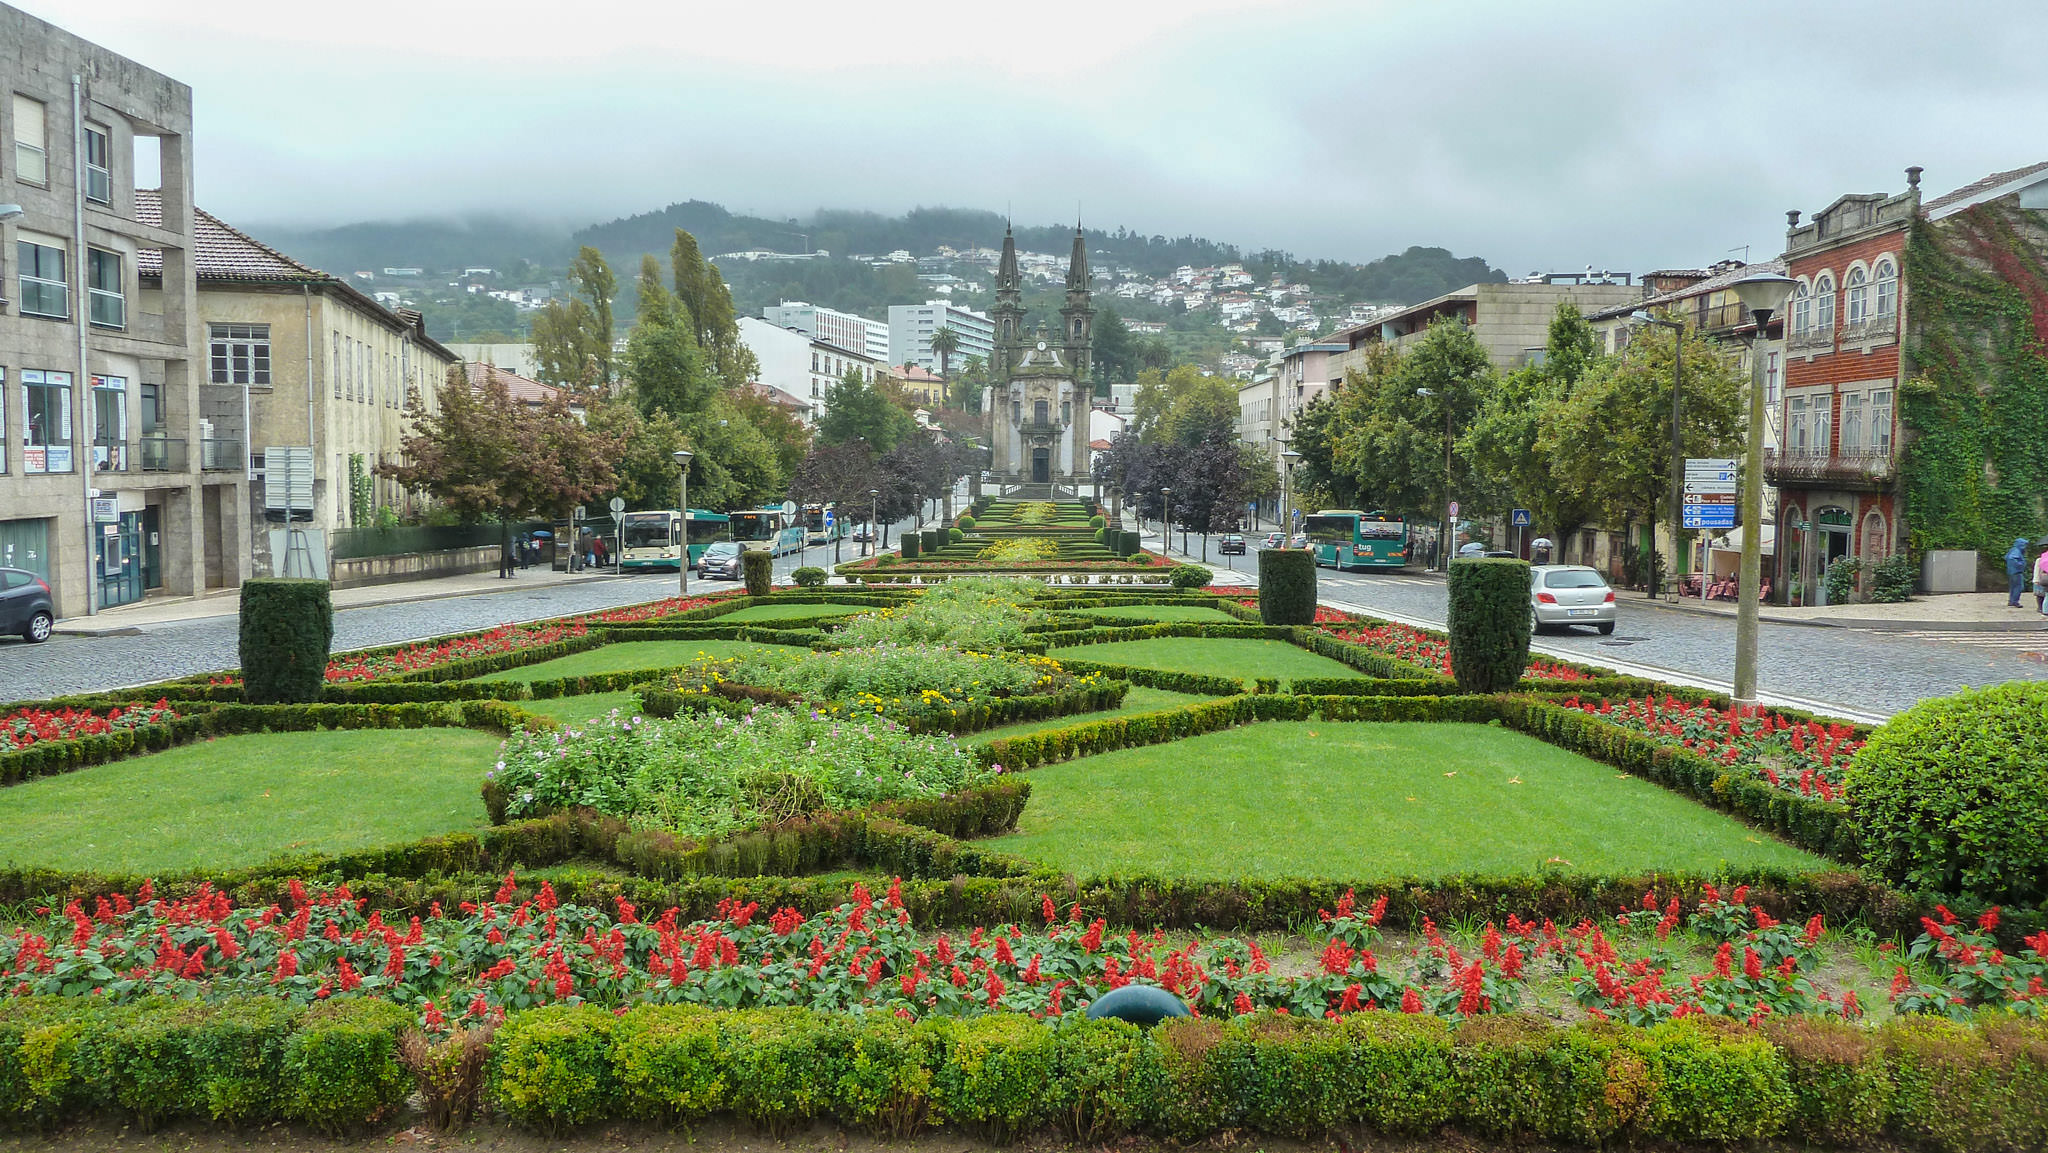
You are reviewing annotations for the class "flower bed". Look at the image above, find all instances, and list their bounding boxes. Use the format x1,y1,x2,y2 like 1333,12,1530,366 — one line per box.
1889,904,2048,1019
1558,694,1865,799
1322,619,1592,682
3,700,179,749
975,538,1061,563
571,591,744,624
833,577,1045,650
672,643,1086,722
200,622,591,687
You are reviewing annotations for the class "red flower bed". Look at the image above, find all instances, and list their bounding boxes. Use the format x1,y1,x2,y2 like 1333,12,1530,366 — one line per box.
1321,620,1591,682
321,622,589,683
2,700,179,749
1558,694,1863,798
1890,904,2048,1019
573,591,743,624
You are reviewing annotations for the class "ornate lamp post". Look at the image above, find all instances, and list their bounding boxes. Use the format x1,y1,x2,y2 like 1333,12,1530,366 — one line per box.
672,450,693,596
1729,271,1796,707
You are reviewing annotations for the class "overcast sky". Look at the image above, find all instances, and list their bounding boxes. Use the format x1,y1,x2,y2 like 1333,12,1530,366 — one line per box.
26,0,2048,272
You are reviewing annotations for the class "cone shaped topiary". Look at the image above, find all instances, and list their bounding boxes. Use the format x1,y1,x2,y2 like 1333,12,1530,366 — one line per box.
1447,558,1530,692
238,579,334,703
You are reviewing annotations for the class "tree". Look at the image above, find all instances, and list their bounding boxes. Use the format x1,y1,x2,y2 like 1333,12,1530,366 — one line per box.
1333,319,1493,526
567,246,617,386
927,325,960,394
671,228,757,389
1130,364,1233,444
381,365,623,574
789,440,876,563
1460,303,1602,546
529,297,602,389
730,386,811,484
817,368,915,454
624,260,718,420
1090,307,1139,388
1286,393,1359,511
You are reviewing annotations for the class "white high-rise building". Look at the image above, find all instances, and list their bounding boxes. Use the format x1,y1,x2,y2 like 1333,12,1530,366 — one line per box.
888,301,994,374
761,301,888,363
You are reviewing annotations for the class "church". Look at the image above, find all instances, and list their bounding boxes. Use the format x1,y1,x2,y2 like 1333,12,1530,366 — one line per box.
983,225,1093,491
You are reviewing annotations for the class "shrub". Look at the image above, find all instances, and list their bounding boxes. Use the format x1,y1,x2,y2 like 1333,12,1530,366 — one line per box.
791,566,828,588
1869,552,1916,602
1168,564,1213,589
281,997,413,1136
1258,549,1316,625
1824,556,1861,604
949,528,965,543
1089,515,1107,529
1846,681,2048,902
487,1004,617,1134
900,534,922,559
958,515,977,531
238,579,333,704
742,550,774,595
1446,559,1530,693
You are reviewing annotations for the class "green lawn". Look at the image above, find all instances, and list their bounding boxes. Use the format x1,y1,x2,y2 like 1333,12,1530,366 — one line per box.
1070,605,1242,623
520,690,641,723
969,687,1210,743
1047,637,1361,686
997,722,1827,880
0,729,503,874
473,640,809,683
717,602,865,623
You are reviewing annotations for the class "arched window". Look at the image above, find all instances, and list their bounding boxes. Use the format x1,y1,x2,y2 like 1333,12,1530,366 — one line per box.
1815,273,1836,334
1791,281,1812,334
1861,510,1888,563
1874,258,1897,318
1845,267,1868,325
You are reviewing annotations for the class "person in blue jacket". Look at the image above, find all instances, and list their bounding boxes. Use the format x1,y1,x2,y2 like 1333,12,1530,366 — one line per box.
2007,538,2030,607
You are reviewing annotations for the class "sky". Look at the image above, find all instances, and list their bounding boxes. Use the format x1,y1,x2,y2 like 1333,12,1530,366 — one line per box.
24,0,2048,273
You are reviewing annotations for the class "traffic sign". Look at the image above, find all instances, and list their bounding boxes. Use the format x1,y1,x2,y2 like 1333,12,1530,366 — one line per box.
1683,493,1736,506
824,510,835,527
1511,508,1531,527
1684,480,1738,495
1685,457,1737,474
1684,505,1737,529
1448,501,1460,519
608,496,626,515
780,499,798,518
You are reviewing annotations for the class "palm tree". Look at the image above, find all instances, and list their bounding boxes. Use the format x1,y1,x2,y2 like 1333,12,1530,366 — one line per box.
927,325,961,399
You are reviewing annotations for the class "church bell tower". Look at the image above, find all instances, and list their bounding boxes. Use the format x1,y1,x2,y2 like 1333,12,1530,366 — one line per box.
1060,224,1094,384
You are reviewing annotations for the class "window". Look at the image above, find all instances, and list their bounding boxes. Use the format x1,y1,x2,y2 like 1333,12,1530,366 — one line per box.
1872,389,1894,452
1034,399,1049,424
1815,273,1835,335
17,239,67,318
1845,267,1868,325
92,374,127,470
22,370,73,473
1813,393,1832,453
209,323,271,385
1875,259,1897,318
1789,395,1809,451
12,95,47,184
1840,392,1864,450
1766,351,1781,408
0,368,7,472
87,248,123,329
331,335,342,398
83,124,111,204
1791,282,1811,335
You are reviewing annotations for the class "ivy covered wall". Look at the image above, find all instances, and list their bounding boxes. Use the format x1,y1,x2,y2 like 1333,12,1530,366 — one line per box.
1899,200,2048,557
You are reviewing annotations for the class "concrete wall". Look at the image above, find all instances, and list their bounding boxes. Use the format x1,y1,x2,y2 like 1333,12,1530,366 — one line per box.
331,543,500,589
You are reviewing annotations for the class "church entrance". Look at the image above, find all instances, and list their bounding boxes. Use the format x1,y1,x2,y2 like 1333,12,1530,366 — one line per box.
1031,448,1050,484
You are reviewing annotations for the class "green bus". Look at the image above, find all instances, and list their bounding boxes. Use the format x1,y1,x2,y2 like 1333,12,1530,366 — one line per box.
619,509,729,570
1305,509,1410,571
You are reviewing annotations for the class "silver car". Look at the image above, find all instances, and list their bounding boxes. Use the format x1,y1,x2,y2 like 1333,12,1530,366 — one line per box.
1530,564,1616,634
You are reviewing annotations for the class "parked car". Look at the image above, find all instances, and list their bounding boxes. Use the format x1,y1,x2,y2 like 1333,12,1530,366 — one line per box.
1530,564,1617,635
0,567,54,643
1219,534,1246,555
851,528,875,544
1262,532,1286,549
696,541,744,581
1289,532,1309,549
1457,541,1488,557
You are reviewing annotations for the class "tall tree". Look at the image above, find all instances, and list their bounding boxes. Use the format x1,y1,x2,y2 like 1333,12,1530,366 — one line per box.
671,228,757,388
1090,307,1139,389
1333,318,1493,523
529,297,602,389
788,440,875,563
567,246,618,386
1460,303,1603,545
817,367,916,454
927,325,961,394
1285,393,1359,511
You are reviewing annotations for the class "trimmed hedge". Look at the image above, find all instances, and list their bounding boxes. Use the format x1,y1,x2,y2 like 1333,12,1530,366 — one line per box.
1258,548,1317,624
1446,558,1530,692
238,579,333,704
742,550,774,595
900,534,921,559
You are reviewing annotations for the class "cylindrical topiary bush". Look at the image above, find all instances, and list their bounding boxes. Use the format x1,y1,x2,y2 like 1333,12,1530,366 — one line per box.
1258,548,1316,624
741,549,774,595
900,534,921,559
1119,530,1142,557
1168,564,1213,589
924,528,945,552
238,578,334,704
1846,681,2048,903
1446,558,1530,693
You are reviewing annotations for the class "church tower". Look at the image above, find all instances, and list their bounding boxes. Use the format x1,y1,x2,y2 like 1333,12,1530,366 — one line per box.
991,224,1023,379
1060,225,1094,383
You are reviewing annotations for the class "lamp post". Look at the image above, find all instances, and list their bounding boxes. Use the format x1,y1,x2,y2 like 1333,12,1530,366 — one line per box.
868,488,880,557
1631,310,1686,599
1415,387,1454,569
1729,271,1795,707
1161,487,1173,557
672,449,693,596
1280,448,1302,542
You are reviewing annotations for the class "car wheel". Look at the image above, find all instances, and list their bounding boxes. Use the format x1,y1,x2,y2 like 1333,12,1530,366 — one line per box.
1529,607,1546,635
24,611,53,644
1597,622,1615,635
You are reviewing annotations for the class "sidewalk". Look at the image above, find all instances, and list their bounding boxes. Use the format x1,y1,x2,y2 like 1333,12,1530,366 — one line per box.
1628,588,2048,632
55,564,630,636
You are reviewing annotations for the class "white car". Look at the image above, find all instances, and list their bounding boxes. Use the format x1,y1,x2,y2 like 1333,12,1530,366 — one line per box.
1530,564,1616,634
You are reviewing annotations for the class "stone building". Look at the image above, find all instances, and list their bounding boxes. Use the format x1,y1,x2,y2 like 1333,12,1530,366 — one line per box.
1323,278,1645,382
984,225,1092,490
0,5,242,615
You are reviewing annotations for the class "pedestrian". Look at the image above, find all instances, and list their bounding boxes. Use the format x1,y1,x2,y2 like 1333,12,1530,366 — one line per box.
2034,544,2048,614
2007,537,2030,607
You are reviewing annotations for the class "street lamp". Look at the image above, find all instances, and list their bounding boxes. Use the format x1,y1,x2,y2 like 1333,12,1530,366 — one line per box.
1729,271,1795,707
1415,387,1454,569
1280,448,1303,540
1631,310,1686,600
868,487,880,557
672,449,693,596
1160,487,1173,557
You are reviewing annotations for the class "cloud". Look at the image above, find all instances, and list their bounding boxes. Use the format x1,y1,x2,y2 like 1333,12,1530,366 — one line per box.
26,0,2048,271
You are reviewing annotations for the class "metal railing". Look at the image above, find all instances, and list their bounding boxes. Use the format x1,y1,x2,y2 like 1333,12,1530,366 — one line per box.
1763,447,1896,486
199,438,244,471
139,436,187,473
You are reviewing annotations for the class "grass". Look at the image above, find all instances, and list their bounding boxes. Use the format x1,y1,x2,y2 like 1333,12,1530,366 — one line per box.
520,690,641,723
997,721,1828,880
1047,637,1362,686
968,687,1210,743
472,640,809,683
1069,605,1242,623
717,602,865,623
0,729,503,874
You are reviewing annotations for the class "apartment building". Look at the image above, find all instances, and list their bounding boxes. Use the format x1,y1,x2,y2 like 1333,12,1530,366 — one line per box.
737,315,876,422
1325,279,1644,381
1,5,245,615
887,300,994,374
762,301,888,363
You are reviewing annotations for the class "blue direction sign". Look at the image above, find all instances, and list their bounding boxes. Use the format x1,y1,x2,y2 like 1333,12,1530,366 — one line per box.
1511,508,1531,527
1683,504,1737,529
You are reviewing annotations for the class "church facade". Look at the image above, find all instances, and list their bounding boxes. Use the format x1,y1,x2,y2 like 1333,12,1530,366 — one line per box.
984,226,1093,488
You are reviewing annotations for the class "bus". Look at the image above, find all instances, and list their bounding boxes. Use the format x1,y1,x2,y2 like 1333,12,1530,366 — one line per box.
1304,509,1410,570
801,503,847,545
618,509,730,571
730,508,808,556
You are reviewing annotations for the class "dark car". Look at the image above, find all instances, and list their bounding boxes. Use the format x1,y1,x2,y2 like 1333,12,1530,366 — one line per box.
696,541,744,580
1219,534,1246,555
851,528,875,544
0,567,54,643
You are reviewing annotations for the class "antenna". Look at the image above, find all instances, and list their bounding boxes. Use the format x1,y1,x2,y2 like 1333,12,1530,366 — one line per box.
1729,244,1751,264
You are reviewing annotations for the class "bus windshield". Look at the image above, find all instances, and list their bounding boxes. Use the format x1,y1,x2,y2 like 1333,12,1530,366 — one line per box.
1303,515,1356,545
729,512,779,541
619,513,673,548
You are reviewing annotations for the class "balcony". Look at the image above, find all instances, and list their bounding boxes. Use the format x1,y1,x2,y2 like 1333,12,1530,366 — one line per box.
1786,327,1835,354
1839,314,1899,345
1764,447,1896,490
138,436,188,473
200,438,245,472
1018,421,1064,440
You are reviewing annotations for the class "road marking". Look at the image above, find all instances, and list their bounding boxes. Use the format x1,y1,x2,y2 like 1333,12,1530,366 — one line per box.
1885,629,2048,651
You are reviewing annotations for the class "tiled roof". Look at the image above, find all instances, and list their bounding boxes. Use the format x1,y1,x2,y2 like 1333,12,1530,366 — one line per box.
1922,160,2048,216
464,361,563,406
1089,438,1114,451
743,382,812,410
134,190,326,282
1585,259,1787,323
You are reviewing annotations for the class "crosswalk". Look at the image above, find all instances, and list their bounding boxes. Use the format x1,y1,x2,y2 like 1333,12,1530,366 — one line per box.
1885,629,2048,653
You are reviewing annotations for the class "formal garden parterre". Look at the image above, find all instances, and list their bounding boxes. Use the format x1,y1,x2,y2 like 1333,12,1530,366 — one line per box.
0,562,2044,1149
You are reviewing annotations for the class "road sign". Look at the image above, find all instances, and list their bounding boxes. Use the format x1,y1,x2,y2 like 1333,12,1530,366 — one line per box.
1684,504,1737,529
1684,480,1738,496
92,497,118,523
1685,457,1737,473
1511,508,1531,527
1683,492,1736,504
608,496,626,515
824,510,835,527
780,499,798,518
1448,500,1460,519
